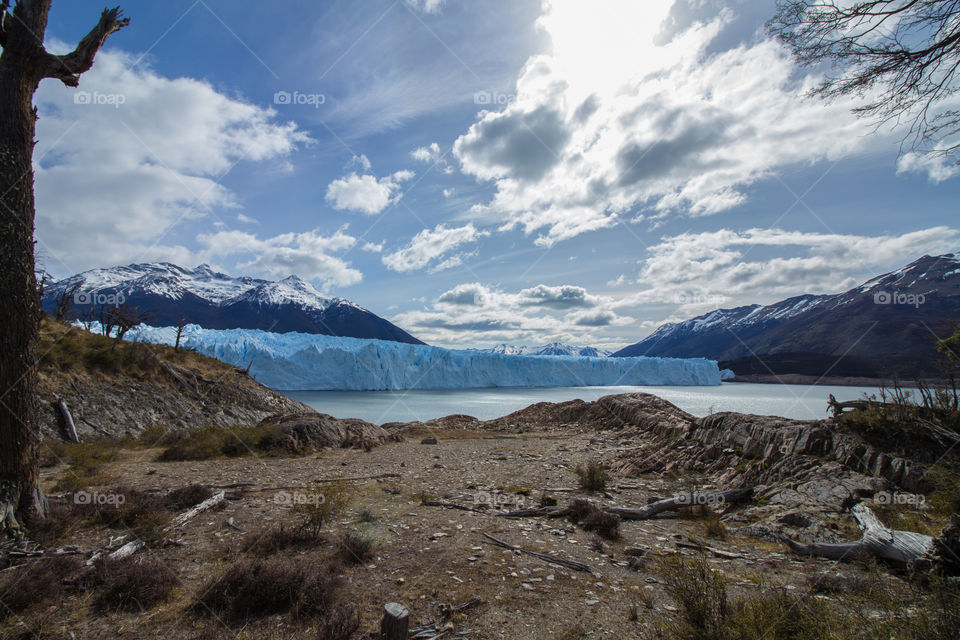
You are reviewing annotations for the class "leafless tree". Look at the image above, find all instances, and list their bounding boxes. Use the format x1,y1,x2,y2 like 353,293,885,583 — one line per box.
175,312,187,350
53,281,83,321
770,0,960,159
0,0,128,537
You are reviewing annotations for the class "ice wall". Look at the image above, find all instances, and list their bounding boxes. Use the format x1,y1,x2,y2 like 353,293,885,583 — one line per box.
126,325,721,390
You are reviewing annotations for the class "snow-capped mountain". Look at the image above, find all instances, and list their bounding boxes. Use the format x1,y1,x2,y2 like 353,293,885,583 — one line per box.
612,254,960,378
42,263,424,345
481,342,612,358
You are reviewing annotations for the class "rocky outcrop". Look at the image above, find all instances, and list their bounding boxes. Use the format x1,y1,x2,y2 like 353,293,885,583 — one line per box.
256,412,402,450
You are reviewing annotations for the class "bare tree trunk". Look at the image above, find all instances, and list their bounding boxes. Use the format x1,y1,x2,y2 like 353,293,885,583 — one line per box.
0,0,128,538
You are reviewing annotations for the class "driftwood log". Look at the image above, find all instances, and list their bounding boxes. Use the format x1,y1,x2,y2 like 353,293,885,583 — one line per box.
781,502,934,567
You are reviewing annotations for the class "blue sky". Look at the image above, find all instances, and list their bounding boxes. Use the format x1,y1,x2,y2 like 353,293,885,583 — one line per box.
32,0,960,349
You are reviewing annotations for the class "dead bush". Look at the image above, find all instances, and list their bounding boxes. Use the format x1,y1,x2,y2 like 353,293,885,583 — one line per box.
91,556,178,612
165,483,213,510
192,557,342,622
0,556,82,619
242,525,324,555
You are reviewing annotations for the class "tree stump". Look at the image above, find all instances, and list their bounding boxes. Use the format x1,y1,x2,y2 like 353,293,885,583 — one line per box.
380,602,409,640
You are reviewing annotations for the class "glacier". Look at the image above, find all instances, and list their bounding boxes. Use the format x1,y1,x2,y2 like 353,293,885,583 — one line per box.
124,324,721,390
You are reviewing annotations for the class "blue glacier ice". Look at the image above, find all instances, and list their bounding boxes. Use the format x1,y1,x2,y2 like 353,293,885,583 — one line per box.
125,324,721,390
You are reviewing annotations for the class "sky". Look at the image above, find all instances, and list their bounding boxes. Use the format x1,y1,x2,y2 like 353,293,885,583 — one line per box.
30,0,960,350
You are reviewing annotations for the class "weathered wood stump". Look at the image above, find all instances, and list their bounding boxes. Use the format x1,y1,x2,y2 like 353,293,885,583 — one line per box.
380,602,409,640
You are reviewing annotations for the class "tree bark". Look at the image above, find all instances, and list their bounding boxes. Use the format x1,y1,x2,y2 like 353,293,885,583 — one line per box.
0,0,127,539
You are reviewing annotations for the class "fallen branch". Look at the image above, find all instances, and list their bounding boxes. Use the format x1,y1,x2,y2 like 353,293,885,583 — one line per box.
166,491,225,530
421,496,485,514
480,531,592,573
315,473,401,483
161,362,205,402
497,488,753,521
605,488,753,521
781,502,934,567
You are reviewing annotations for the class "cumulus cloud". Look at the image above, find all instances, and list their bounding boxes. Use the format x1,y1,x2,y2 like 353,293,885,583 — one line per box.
32,48,308,275
411,142,442,163
361,241,384,253
896,152,960,183
393,281,630,346
518,284,597,309
452,1,884,246
382,223,489,273
196,226,362,288
325,169,414,215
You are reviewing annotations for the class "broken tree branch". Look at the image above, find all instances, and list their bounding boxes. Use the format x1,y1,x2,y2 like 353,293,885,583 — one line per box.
53,395,79,443
781,502,935,567
480,531,592,573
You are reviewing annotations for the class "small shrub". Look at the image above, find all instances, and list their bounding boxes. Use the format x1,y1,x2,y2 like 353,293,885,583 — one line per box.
338,530,374,565
316,604,362,640
0,556,82,619
564,498,621,540
582,509,621,540
26,500,82,546
565,498,597,523
81,486,172,544
242,525,323,555
357,508,377,523
656,552,728,639
165,483,214,510
193,558,342,622
574,460,610,492
92,556,178,612
292,480,351,536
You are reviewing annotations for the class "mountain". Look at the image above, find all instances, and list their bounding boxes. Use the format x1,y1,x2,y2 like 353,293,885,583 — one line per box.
481,342,612,357
612,254,960,379
42,262,424,345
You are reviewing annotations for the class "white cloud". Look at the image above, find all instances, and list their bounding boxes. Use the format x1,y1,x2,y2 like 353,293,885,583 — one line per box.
411,142,441,163
362,241,384,253
393,280,630,347
615,226,960,316
404,0,446,14
236,213,259,225
382,223,489,273
325,169,414,215
896,152,960,183
452,0,879,246
196,226,362,289
33,48,308,276
350,154,372,171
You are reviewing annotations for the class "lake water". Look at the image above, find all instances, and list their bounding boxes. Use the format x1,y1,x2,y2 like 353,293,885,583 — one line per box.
284,382,881,425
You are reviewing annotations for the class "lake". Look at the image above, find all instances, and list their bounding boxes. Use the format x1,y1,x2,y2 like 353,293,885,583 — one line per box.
284,382,882,425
